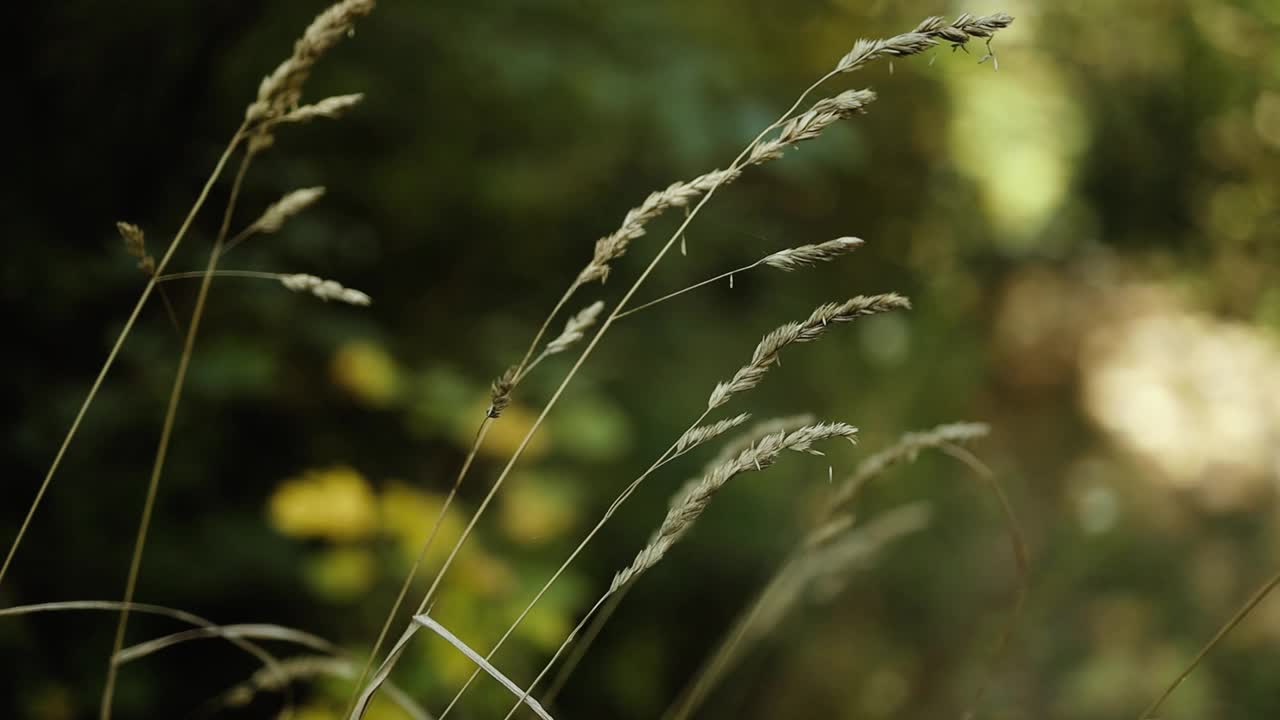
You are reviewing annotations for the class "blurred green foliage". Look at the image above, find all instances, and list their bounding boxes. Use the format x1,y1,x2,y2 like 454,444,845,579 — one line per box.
4,1,1280,719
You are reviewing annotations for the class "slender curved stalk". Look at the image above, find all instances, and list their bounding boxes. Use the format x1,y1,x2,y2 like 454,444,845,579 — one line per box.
3,594,293,712
156,269,285,283
156,287,184,337
939,444,1027,720
0,123,247,591
101,147,254,720
217,222,263,257
615,259,765,320
118,623,335,663
1138,569,1280,720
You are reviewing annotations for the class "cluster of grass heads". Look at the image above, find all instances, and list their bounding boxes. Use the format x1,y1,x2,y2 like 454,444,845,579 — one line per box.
4,2,1274,719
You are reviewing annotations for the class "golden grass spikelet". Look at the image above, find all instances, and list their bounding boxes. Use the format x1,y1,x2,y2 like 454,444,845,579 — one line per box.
542,300,606,356
279,274,371,306
819,421,990,527
577,167,738,285
665,414,816,524
762,236,864,272
251,187,326,235
747,90,876,164
703,414,815,473
835,12,1013,73
664,414,819,514
246,0,376,124
576,91,873,286
281,93,366,124
675,413,752,455
708,294,911,409
116,221,155,275
487,365,518,418
610,422,858,593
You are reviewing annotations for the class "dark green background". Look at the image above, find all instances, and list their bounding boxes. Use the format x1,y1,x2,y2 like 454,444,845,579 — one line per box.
4,1,1279,718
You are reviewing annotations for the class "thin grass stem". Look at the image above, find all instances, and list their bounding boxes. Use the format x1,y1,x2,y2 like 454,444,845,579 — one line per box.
156,270,285,283
0,123,246,590
663,552,795,720
342,419,495,717
498,592,614,720
540,582,633,705
939,443,1027,720
100,147,254,720
1137,569,1280,720
615,260,765,320
0,600,289,697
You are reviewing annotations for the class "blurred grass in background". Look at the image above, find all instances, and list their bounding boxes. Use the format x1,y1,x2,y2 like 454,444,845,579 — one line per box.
3,0,1279,718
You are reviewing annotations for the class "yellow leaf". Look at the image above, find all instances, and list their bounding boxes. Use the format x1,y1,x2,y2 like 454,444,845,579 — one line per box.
268,466,378,541
331,340,400,406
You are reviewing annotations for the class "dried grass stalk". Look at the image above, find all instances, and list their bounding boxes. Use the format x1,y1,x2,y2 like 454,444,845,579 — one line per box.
618,236,865,320
0,600,294,708
118,623,334,664
576,166,735,285
574,12,1014,288
746,90,876,164
541,300,606,357
675,413,752,455
702,414,816,471
610,422,858,593
761,236,863,272
480,300,605,421
576,90,875,285
279,274,371,305
482,301,604,420
667,502,930,720
819,421,990,529
667,421,1000,720
281,93,365,124
250,187,326,235
665,415,817,512
117,222,153,274
487,365,518,418
708,294,911,409
246,0,377,124
835,13,1014,74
